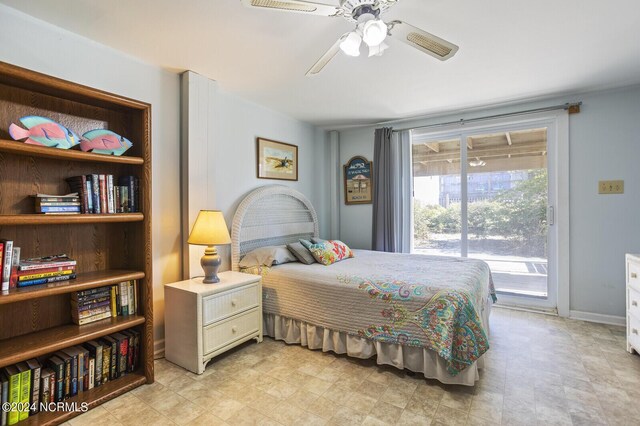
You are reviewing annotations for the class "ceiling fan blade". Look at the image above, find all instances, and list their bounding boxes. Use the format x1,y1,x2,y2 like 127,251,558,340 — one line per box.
306,34,347,76
387,20,459,61
241,0,341,17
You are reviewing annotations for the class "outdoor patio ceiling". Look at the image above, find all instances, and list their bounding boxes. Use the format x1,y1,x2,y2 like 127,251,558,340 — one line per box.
412,128,548,176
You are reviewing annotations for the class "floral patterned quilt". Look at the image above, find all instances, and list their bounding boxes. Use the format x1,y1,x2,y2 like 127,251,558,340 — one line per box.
260,249,496,375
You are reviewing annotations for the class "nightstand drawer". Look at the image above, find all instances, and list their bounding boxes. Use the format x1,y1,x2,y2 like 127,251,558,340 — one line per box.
630,314,640,351
203,308,260,354
629,261,640,286
203,283,259,326
629,287,640,321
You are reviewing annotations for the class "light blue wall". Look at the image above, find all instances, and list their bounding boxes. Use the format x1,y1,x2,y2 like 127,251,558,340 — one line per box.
337,87,640,318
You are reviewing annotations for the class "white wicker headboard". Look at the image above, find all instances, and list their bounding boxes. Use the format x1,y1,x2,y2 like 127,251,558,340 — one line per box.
231,185,319,271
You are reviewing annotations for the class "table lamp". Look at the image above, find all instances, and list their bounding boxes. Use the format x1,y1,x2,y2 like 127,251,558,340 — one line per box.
187,210,231,283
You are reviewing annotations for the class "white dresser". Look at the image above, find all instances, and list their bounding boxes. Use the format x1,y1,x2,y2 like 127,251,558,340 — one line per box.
625,254,640,355
164,271,262,374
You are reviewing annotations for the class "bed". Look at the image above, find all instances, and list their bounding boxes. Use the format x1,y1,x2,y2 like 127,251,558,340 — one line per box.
231,185,495,385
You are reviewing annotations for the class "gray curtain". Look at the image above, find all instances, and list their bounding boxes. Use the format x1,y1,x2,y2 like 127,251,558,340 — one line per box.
372,128,412,252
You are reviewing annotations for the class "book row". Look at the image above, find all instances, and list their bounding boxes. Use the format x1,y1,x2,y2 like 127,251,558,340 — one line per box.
71,281,138,326
0,249,77,292
48,174,140,214
0,328,140,426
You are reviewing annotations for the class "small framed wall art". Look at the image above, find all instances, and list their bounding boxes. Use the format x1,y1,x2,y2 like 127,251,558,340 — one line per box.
344,156,373,205
257,137,298,181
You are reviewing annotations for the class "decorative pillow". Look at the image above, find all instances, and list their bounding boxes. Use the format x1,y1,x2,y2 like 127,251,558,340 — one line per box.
238,245,297,268
310,238,327,244
302,239,354,266
286,242,316,265
240,265,271,277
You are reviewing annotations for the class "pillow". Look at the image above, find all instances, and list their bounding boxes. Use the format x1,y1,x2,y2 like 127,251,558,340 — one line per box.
238,245,297,268
286,242,316,265
311,238,327,244
240,265,271,277
302,239,354,266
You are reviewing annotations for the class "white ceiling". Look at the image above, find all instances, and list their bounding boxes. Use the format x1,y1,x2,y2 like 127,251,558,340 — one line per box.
3,0,640,127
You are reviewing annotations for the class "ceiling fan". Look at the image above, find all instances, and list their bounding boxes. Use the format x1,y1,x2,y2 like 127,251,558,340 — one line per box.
240,0,459,76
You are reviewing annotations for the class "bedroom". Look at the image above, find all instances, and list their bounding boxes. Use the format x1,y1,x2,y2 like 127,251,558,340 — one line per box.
0,0,638,425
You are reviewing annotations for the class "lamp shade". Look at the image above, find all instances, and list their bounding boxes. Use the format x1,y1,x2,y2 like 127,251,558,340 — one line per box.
187,210,231,246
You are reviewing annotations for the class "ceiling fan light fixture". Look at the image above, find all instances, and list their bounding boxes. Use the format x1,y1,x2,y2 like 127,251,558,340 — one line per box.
469,159,486,167
362,19,388,47
340,31,362,57
368,42,389,57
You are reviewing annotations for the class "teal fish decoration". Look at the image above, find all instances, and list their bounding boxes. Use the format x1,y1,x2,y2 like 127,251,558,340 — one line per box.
8,116,81,149
80,129,133,156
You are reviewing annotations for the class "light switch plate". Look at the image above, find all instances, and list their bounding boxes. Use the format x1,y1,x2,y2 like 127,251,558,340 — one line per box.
599,180,624,194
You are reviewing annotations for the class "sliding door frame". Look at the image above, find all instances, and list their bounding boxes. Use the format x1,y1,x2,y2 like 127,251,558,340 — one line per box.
410,111,570,316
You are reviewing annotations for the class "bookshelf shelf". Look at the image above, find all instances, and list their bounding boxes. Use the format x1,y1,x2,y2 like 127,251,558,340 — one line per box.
0,270,145,305
0,213,144,225
0,139,144,165
21,372,147,426
0,315,146,368
0,60,153,423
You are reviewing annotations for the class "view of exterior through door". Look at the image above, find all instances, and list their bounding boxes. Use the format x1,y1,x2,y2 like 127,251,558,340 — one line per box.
412,127,549,299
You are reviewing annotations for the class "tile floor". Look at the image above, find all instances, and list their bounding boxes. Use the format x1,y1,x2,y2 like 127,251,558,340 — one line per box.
65,307,640,425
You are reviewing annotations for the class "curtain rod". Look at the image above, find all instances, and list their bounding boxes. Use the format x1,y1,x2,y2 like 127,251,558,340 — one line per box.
391,102,582,133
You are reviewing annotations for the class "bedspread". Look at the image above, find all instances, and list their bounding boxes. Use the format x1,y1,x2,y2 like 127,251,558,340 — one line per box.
258,249,496,375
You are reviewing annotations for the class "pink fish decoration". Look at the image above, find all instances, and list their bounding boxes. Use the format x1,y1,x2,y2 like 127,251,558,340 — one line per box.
80,129,133,156
8,116,81,149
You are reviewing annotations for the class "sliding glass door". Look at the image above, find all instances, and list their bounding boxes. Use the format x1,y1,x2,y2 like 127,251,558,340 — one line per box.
412,118,558,310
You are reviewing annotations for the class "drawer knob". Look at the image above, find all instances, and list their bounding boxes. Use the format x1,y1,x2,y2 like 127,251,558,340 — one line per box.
632,272,638,279
232,326,237,333
633,328,639,335
633,301,639,307
231,299,237,307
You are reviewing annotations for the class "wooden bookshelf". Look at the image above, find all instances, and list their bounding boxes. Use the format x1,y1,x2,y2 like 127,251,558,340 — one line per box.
0,61,153,423
0,213,144,226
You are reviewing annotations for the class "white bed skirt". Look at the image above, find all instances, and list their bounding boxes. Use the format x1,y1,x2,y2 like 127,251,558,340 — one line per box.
263,313,486,386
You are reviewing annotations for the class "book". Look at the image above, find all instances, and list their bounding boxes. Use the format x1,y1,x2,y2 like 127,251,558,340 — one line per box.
100,336,118,380
85,176,94,213
91,174,100,214
46,357,64,402
0,242,4,292
99,175,107,214
18,255,76,271
0,240,13,292
1,372,8,426
1,366,20,425
119,282,129,316
33,193,78,199
88,358,95,390
17,274,76,288
74,286,110,300
121,329,139,372
15,363,31,421
71,298,110,311
17,265,75,276
39,368,54,408
60,348,79,396
18,269,75,282
111,333,129,376
128,281,135,314
83,341,103,388
106,174,115,214
25,359,40,415
52,351,71,399
72,305,111,320
110,286,117,316
100,343,111,384
72,310,111,325
9,247,20,289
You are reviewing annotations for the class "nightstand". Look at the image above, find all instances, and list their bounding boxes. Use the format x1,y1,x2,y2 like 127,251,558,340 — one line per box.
164,271,263,374
626,254,640,355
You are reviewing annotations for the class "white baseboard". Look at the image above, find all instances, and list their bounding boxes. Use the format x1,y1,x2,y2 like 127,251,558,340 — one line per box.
154,338,165,359
569,310,625,326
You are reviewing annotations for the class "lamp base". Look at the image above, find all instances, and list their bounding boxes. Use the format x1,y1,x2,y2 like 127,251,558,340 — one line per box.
201,245,221,284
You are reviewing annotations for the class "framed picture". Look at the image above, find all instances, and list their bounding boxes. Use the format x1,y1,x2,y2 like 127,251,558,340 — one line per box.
344,156,373,205
257,137,298,181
